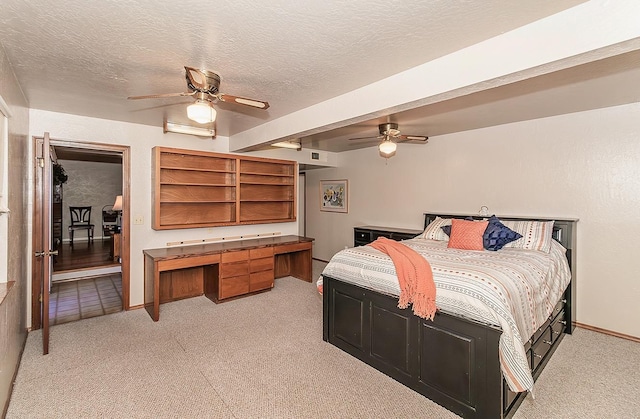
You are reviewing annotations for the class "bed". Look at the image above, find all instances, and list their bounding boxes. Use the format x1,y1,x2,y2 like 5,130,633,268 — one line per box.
321,213,577,418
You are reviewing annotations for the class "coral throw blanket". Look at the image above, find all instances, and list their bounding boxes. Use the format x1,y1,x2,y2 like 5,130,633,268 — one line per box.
369,237,437,321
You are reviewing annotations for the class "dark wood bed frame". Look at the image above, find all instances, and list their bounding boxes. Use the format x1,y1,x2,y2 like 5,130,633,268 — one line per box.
322,213,577,418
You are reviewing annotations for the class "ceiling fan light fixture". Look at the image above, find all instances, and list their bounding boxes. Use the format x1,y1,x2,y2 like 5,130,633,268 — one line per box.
187,100,216,124
164,121,215,137
378,139,397,156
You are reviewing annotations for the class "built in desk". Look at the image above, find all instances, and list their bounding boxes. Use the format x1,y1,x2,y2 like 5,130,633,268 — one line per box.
143,235,314,321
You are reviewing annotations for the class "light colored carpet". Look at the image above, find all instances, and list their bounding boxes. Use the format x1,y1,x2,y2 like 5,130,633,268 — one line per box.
7,262,640,418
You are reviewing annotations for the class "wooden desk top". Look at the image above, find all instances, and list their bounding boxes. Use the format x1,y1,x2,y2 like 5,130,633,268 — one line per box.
143,235,313,261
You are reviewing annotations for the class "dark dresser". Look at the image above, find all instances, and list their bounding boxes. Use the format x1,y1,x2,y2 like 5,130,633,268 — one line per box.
353,225,423,247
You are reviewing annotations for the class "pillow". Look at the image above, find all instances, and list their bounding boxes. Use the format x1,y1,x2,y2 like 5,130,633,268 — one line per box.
420,216,451,241
483,215,522,251
447,219,488,251
441,217,474,237
501,219,555,253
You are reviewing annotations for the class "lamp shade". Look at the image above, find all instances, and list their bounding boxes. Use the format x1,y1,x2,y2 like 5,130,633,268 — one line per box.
378,140,397,156
113,195,123,211
187,100,217,124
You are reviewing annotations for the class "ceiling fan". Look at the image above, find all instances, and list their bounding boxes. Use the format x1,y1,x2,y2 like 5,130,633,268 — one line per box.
128,66,270,125
349,123,428,157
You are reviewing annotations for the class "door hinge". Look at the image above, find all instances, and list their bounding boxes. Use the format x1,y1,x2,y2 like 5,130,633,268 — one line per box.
36,157,44,168
39,293,43,303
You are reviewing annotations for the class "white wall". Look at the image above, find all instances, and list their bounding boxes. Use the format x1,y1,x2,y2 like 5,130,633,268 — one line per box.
305,102,640,338
0,40,29,411
29,110,299,309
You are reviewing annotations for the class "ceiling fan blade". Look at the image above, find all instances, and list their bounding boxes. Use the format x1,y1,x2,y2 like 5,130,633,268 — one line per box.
348,136,382,142
397,134,429,143
184,66,209,91
217,93,270,110
127,92,195,100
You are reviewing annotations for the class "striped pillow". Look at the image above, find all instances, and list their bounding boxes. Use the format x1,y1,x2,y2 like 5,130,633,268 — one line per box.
420,217,451,241
502,220,555,253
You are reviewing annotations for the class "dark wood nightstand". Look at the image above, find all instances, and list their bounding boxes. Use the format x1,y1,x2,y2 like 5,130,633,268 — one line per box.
353,225,423,247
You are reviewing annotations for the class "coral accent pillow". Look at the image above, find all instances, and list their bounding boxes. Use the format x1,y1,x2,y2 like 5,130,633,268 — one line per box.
447,219,489,251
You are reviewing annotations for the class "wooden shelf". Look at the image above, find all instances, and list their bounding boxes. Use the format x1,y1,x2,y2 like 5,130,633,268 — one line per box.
240,199,294,202
160,182,234,187
153,147,297,230
241,172,294,177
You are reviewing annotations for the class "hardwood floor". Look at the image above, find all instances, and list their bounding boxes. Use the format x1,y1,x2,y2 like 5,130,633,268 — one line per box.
49,274,123,325
54,237,117,272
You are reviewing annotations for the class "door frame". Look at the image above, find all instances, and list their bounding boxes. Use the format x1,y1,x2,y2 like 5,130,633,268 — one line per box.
31,137,131,330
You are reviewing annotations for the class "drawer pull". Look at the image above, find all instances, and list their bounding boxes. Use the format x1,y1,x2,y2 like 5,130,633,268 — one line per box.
543,340,553,345
561,299,567,303
552,330,561,336
533,353,543,359
559,320,567,325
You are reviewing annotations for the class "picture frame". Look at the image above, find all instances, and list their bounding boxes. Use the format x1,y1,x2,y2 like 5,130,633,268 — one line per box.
320,179,348,213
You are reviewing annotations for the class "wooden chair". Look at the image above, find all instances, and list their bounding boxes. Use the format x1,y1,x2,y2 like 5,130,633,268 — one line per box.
68,206,94,246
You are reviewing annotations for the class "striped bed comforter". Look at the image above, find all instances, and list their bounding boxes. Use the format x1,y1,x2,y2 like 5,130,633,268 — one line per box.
320,237,571,393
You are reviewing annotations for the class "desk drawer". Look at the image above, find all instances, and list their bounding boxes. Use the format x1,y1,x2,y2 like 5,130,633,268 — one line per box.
250,270,274,292
274,242,311,254
222,250,249,263
250,247,274,259
250,257,274,273
220,261,249,278
219,275,250,299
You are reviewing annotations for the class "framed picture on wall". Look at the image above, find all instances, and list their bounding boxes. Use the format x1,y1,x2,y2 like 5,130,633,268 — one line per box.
320,179,348,213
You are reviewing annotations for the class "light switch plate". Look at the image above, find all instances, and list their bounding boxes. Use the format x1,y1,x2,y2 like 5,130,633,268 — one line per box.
133,215,144,225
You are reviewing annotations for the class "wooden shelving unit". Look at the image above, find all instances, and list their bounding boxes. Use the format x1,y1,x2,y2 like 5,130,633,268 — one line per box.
153,147,297,230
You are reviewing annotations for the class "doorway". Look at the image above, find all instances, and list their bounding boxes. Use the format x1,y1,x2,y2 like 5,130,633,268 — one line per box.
32,137,131,332
51,147,123,279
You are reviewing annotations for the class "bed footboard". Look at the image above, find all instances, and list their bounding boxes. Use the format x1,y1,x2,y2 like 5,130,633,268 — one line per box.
323,274,571,418
323,274,503,418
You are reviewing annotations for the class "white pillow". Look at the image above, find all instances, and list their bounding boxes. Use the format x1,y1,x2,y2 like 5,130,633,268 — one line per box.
502,220,555,253
420,216,451,241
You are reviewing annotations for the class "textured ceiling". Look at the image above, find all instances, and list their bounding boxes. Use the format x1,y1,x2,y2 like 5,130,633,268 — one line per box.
0,0,585,142
290,48,640,152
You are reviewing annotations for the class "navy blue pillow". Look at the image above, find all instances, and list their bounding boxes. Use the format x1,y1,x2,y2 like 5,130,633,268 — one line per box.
483,215,522,251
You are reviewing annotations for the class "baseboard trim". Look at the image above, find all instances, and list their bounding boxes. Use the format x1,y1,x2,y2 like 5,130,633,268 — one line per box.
128,303,144,311
2,328,28,418
576,322,640,343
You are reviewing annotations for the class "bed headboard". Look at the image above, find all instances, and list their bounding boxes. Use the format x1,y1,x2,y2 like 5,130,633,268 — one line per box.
423,213,576,251
423,212,578,333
